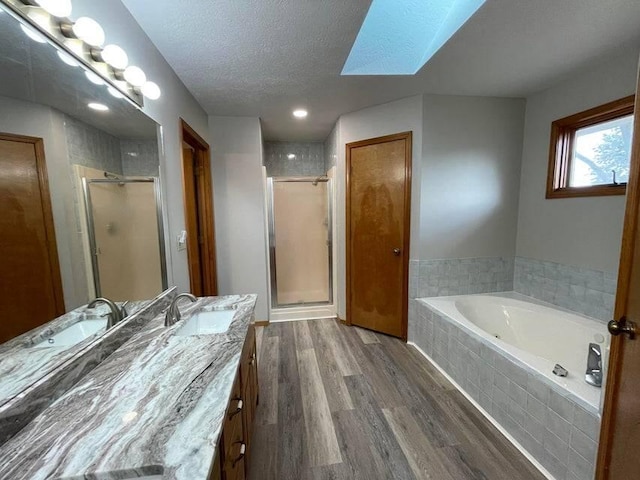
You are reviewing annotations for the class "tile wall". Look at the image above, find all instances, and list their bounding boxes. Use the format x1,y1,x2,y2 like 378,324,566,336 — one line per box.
264,141,325,177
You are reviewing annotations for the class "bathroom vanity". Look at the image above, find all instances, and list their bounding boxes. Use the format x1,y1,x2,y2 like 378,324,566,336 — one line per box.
0,294,259,480
0,288,176,445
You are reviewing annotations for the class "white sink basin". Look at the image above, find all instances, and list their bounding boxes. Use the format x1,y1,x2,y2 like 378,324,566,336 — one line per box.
176,310,236,336
33,319,107,348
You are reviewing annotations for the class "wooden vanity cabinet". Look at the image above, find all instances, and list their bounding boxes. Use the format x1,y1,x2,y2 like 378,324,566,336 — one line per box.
209,324,259,480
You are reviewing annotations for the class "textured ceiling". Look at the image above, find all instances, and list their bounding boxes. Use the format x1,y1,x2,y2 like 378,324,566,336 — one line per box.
121,0,640,141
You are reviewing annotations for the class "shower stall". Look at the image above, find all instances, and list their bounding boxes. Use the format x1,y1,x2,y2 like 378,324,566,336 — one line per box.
267,176,334,320
82,177,167,301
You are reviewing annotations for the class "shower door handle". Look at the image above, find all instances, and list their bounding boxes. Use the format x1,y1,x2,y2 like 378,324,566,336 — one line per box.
393,248,401,256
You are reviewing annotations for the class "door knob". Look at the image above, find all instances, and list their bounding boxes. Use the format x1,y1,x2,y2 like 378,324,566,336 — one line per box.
393,248,401,256
608,317,636,339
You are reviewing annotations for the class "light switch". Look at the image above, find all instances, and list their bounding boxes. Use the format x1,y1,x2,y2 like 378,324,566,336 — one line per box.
177,230,187,251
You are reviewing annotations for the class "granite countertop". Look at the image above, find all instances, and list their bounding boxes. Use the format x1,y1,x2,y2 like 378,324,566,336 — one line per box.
0,301,148,408
0,294,257,480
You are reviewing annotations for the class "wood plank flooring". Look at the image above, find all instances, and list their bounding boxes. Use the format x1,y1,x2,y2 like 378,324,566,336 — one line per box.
248,320,545,480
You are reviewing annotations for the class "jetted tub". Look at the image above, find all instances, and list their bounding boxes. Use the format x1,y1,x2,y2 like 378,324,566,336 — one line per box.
412,293,606,480
426,294,608,411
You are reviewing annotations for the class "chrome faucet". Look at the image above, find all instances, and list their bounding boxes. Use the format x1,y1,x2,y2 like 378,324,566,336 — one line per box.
585,343,602,387
88,297,126,328
165,293,197,326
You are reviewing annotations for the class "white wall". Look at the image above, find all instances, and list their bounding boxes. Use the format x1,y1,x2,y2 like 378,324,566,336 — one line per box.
209,116,270,320
336,96,424,318
421,95,526,259
516,48,639,273
72,1,211,293
0,96,87,309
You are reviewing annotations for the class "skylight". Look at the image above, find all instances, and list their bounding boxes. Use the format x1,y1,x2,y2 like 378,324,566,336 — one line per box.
342,0,487,75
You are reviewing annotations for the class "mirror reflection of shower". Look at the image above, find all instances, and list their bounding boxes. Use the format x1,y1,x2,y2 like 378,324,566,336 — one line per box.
82,175,167,302
268,177,333,308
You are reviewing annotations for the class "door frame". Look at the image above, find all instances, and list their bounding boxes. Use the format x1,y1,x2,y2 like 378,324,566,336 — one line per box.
0,132,65,315
595,62,640,479
180,119,218,296
345,131,412,340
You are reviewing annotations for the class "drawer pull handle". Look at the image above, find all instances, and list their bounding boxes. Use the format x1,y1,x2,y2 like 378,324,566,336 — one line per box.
249,353,256,365
232,442,246,466
229,399,243,418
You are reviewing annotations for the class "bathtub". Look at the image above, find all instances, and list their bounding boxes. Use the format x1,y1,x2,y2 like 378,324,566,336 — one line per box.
411,293,606,480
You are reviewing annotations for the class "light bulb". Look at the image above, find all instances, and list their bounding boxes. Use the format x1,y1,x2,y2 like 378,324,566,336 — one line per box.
85,70,104,85
141,81,161,100
20,24,47,43
72,17,104,47
101,44,128,70
57,50,79,67
287,153,296,160
88,102,109,111
35,0,72,18
293,109,308,118
107,86,124,99
123,66,146,87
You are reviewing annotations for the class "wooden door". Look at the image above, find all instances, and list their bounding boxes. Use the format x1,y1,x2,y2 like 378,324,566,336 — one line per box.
181,119,218,296
0,133,64,343
596,61,640,479
346,132,412,339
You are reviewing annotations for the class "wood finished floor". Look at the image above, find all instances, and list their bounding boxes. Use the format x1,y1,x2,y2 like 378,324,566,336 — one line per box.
249,320,545,480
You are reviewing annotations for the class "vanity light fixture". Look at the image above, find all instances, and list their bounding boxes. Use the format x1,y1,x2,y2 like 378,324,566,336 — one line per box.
70,16,104,47
99,43,128,70
57,49,79,66
287,153,296,160
141,81,161,100
123,65,146,87
293,109,308,118
34,0,71,18
87,102,108,111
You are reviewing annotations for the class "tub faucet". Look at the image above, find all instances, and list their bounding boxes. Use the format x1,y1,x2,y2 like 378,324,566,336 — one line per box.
88,297,126,328
585,343,602,388
165,293,197,326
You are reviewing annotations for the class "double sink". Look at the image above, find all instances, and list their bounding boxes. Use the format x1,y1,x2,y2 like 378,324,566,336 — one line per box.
34,306,236,350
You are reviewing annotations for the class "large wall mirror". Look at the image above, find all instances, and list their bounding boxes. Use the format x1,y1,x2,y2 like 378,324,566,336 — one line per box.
0,4,167,344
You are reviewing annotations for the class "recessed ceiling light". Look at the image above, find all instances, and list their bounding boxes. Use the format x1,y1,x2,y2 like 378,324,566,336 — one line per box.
293,109,308,118
88,102,109,111
287,153,296,159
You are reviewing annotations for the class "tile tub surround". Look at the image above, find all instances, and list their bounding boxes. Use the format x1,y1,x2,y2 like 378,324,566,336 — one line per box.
409,256,515,299
0,288,176,445
514,256,616,323
410,298,600,480
0,294,257,480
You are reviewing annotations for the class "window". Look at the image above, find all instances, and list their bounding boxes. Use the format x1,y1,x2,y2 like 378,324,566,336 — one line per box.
546,95,635,198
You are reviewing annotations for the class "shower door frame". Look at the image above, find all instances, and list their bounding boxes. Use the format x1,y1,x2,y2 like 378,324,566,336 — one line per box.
267,176,334,309
82,177,168,297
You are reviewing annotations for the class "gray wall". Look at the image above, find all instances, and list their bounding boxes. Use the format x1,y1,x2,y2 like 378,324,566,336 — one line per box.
210,116,269,320
421,95,526,259
263,141,325,177
516,48,639,274
72,0,211,294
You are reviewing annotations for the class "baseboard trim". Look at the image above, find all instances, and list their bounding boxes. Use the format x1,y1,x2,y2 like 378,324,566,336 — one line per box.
254,320,269,327
338,316,347,325
407,341,555,480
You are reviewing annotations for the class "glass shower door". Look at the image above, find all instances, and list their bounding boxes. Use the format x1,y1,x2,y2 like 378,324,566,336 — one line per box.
83,178,166,301
268,177,333,307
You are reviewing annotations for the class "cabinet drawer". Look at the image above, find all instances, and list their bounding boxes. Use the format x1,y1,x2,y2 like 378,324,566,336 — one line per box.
223,437,246,480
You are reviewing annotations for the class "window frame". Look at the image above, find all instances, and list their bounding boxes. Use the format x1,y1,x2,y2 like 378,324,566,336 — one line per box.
546,95,635,199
